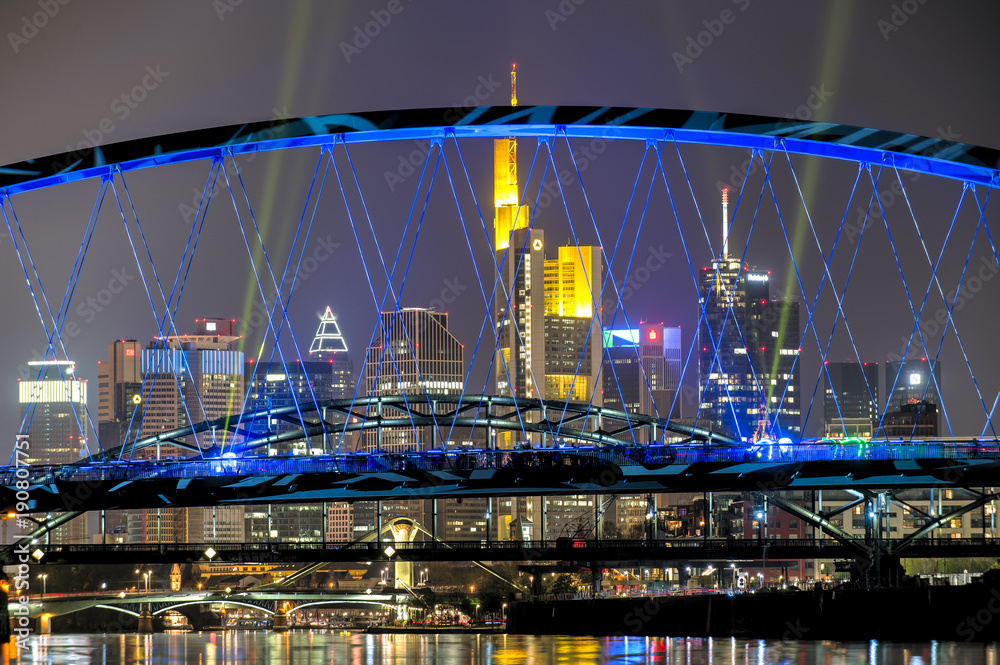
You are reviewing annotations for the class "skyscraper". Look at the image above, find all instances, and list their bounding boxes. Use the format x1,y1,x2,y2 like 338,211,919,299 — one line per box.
602,323,683,434
363,308,463,452
18,359,88,543
884,358,941,437
107,318,246,544
244,307,355,542
885,358,941,408
356,308,465,538
543,244,603,405
698,190,801,441
493,67,543,411
823,362,879,438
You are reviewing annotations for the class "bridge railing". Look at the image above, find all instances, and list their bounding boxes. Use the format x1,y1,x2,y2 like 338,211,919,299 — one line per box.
3,440,1000,485
35,536,1000,556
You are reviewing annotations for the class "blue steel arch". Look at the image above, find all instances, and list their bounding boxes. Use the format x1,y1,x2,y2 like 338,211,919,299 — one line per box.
1,106,998,195
92,394,735,462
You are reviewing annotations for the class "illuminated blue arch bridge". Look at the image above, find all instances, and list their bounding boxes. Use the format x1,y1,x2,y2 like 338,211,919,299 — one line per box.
3,106,1000,579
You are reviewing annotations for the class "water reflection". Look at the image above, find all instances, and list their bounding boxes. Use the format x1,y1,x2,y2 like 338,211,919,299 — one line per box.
9,633,999,664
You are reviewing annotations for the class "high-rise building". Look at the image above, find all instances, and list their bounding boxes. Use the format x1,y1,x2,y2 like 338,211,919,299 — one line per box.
697,190,801,441
244,307,355,543
495,226,546,406
603,324,683,432
357,308,465,537
493,72,543,409
18,359,88,543
883,358,941,437
885,358,941,407
543,245,603,405
363,308,463,452
823,362,879,438
106,319,246,544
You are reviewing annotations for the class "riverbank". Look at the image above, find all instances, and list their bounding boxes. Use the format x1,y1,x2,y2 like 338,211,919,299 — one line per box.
367,625,505,635
508,583,1000,641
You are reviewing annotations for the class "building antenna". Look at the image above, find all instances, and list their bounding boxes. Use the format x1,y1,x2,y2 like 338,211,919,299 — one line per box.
511,63,517,107
722,187,729,259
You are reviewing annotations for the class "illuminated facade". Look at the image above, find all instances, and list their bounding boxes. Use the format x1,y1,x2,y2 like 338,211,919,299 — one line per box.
602,324,683,436
357,308,465,538
243,308,355,543
543,245,603,404
886,358,941,408
698,262,801,442
18,360,88,544
115,319,245,544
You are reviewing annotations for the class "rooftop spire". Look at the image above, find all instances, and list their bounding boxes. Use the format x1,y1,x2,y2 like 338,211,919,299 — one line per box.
309,307,348,355
722,186,729,259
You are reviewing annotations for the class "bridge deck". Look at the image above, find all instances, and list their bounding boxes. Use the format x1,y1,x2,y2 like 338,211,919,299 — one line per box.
5,442,1000,513
24,538,1000,566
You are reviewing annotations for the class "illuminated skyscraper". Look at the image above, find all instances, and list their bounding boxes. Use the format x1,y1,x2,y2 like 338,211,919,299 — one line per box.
602,323,683,433
883,358,940,437
543,245,603,405
120,318,246,544
356,308,465,537
18,359,88,543
697,191,801,441
244,307,355,542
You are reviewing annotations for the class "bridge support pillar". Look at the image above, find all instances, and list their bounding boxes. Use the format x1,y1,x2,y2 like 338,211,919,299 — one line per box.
137,610,153,634
38,613,51,635
272,610,289,632
591,566,603,597
388,521,418,589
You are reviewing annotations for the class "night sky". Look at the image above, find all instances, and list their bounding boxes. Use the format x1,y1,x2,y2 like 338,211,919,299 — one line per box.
1,1,999,458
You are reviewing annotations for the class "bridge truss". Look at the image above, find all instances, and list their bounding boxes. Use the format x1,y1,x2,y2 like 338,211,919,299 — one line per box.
3,106,1000,584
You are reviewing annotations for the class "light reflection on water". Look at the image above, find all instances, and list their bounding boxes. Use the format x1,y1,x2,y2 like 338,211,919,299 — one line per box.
9,633,1000,664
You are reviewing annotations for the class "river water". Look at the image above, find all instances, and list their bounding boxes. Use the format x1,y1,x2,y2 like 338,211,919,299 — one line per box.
9,633,999,664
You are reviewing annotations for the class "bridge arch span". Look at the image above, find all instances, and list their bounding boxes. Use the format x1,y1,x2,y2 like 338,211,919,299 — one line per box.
152,600,274,616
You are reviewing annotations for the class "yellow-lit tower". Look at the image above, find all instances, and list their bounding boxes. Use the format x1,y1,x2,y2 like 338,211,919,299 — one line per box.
494,64,545,401
494,64,530,250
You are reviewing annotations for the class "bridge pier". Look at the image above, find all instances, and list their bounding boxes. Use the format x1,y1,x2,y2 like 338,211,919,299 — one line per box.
272,610,289,632
137,610,153,634
388,521,418,589
38,613,51,635
591,566,603,597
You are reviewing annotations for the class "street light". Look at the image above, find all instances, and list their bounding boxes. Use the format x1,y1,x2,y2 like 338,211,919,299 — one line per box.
37,574,47,597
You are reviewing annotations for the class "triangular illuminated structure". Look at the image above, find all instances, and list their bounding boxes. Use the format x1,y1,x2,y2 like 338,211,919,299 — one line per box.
309,307,348,354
